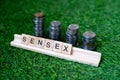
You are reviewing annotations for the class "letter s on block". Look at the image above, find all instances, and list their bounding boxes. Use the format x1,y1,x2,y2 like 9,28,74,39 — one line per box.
44,39,54,50
21,34,29,45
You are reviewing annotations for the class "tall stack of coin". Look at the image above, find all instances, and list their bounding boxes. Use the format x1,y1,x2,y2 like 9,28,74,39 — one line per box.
33,12,45,37
66,24,79,46
82,31,96,50
49,21,61,40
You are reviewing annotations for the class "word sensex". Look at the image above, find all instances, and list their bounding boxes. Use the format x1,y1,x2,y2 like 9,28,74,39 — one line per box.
21,34,72,55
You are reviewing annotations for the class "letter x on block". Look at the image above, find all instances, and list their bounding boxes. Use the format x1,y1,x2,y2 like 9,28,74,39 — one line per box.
62,43,72,55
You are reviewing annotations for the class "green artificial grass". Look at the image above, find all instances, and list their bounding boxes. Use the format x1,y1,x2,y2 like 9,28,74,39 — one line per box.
0,0,120,79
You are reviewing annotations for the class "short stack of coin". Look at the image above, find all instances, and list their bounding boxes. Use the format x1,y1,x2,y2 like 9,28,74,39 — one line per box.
49,21,61,40
66,24,79,46
82,31,96,50
32,12,98,51
33,12,45,37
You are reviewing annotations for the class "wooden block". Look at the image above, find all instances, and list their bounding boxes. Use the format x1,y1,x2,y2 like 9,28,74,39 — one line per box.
21,34,29,45
28,35,37,46
44,39,54,50
11,34,102,67
36,37,45,48
62,43,72,55
53,41,63,53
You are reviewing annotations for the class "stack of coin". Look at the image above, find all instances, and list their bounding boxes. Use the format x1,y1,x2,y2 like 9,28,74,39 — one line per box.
82,31,96,50
33,12,45,37
66,24,79,46
49,21,61,40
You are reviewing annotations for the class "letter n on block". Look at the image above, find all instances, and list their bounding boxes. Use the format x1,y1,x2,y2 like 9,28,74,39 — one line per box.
53,41,63,53
36,37,45,48
21,34,29,45
62,43,72,55
44,39,54,50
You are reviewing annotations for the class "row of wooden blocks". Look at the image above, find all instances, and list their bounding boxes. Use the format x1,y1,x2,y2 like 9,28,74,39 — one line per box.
21,34,72,55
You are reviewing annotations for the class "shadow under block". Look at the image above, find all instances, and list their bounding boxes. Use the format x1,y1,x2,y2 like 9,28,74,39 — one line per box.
11,34,102,67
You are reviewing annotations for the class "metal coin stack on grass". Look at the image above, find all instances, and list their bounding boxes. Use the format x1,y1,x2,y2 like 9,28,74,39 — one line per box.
66,24,79,46
49,21,61,40
82,31,96,50
33,12,45,37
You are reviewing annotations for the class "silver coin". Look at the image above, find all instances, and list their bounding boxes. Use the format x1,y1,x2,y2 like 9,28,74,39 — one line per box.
66,24,79,46
33,12,45,37
82,31,96,50
49,21,61,40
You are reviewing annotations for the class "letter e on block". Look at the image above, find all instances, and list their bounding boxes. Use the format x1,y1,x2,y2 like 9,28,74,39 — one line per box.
44,39,54,50
36,37,45,48
21,34,29,45
28,35,37,46
53,41,63,53
62,43,72,55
